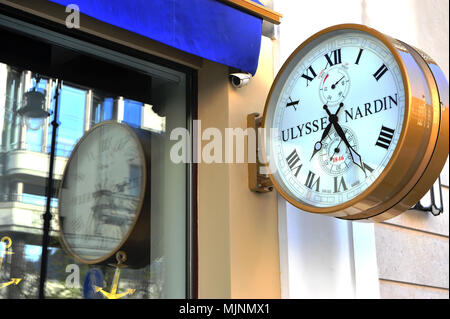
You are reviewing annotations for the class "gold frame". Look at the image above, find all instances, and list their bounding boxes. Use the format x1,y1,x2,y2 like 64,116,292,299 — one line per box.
262,24,449,221
57,121,151,268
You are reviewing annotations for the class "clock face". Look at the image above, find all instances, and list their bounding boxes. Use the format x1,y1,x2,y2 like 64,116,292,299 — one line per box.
265,29,406,209
59,122,145,261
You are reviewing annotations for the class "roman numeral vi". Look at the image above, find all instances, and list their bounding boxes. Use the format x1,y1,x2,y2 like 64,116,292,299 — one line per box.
334,176,348,193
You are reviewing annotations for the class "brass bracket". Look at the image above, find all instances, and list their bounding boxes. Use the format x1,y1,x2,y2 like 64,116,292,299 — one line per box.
247,113,273,193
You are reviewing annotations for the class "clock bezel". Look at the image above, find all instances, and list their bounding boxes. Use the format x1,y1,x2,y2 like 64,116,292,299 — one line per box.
57,120,151,267
262,23,445,220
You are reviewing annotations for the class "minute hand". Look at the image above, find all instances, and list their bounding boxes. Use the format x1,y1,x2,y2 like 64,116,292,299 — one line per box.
331,121,366,173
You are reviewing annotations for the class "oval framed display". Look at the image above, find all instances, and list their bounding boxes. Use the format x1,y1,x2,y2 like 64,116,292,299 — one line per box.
262,24,449,221
58,121,151,268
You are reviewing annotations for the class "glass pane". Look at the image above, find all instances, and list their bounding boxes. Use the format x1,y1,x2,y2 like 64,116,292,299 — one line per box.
0,38,189,298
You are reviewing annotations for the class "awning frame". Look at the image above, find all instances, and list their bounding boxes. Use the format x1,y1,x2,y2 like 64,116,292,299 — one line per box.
219,0,282,25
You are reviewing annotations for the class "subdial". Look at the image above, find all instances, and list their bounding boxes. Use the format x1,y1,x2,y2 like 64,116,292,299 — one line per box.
319,66,350,106
318,126,358,176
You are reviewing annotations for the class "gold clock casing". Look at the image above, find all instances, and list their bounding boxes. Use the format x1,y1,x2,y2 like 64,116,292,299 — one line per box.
58,121,151,268
262,24,449,222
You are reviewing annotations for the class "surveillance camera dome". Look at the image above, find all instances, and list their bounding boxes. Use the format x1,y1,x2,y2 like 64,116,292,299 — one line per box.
230,73,252,88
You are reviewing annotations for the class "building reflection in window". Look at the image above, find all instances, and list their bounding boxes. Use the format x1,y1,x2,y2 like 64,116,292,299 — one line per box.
0,60,181,299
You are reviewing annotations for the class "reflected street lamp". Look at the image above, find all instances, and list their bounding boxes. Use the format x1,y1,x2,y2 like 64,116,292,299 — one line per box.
17,74,62,299
17,76,50,130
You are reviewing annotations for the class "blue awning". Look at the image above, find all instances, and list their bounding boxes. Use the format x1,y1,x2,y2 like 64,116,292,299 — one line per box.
48,0,263,75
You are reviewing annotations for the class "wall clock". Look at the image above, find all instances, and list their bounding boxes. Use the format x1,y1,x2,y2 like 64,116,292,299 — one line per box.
262,24,448,221
58,121,151,267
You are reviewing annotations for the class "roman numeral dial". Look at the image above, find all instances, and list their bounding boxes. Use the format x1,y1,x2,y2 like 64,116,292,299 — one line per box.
270,30,405,210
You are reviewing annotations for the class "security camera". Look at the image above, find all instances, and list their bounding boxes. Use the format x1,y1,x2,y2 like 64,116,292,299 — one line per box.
230,72,252,88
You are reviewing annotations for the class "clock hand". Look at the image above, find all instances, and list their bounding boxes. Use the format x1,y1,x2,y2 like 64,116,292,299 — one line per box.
323,103,344,118
331,121,366,174
323,104,332,117
310,103,344,160
331,76,345,89
329,134,345,161
310,122,332,160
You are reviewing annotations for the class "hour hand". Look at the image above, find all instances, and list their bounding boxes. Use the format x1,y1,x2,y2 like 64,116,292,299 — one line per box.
310,122,332,160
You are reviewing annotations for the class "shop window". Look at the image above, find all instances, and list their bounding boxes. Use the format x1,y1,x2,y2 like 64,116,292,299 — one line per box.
0,18,194,299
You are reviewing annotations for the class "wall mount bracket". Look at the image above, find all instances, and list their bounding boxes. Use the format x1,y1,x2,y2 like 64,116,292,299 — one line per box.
247,113,273,193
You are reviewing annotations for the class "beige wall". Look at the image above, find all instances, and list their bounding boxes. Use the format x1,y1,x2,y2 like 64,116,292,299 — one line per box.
197,37,281,298
197,60,232,298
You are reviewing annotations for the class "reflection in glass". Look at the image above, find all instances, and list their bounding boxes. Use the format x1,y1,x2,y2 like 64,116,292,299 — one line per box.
59,124,144,261
0,47,187,298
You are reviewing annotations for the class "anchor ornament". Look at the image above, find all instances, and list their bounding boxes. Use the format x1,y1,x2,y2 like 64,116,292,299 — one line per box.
94,251,135,299
0,236,22,289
